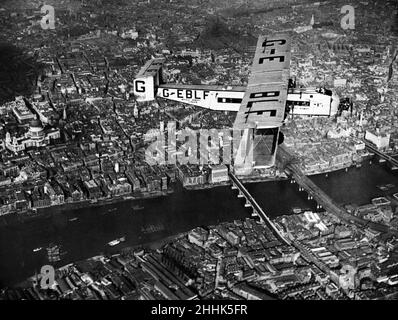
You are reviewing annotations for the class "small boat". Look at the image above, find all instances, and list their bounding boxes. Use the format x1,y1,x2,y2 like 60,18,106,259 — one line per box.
108,208,117,213
108,237,125,247
132,205,144,211
108,240,120,247
33,247,42,253
69,217,78,222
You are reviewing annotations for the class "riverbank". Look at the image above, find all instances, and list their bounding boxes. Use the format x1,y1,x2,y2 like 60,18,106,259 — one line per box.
14,230,191,289
184,154,376,191
0,158,395,289
0,155,376,226
0,189,174,225
2,149,386,232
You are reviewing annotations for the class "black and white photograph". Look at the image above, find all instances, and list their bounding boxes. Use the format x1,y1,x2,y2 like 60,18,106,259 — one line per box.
0,0,397,309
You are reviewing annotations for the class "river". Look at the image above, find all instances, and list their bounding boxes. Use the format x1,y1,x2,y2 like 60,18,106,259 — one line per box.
0,160,397,288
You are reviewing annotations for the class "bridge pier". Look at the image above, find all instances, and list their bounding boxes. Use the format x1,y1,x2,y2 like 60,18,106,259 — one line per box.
379,157,387,164
252,210,259,217
229,172,290,245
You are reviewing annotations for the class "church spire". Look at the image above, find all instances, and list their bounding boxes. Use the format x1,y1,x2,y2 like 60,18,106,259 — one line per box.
310,14,315,26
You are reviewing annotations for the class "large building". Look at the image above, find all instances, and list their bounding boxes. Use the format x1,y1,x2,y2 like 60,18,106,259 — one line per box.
177,165,207,187
209,164,229,183
32,100,57,124
11,96,36,124
365,130,390,150
5,118,60,153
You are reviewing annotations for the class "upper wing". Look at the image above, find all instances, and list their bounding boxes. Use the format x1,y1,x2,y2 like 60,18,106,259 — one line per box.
234,34,291,129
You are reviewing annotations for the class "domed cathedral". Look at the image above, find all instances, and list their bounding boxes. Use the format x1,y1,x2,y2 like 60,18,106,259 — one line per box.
5,116,61,153
27,118,45,140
